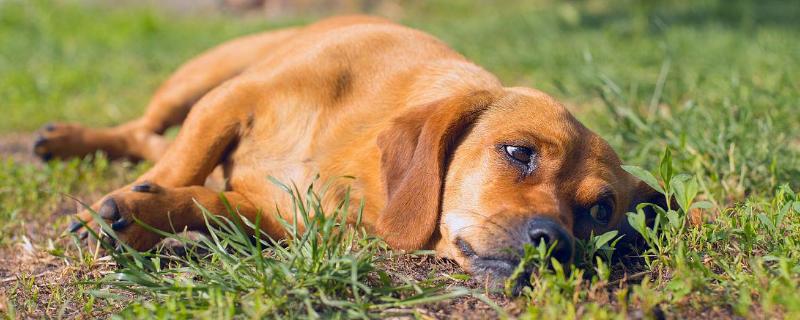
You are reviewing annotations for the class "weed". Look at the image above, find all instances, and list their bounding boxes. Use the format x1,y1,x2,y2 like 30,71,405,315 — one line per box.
86,178,488,319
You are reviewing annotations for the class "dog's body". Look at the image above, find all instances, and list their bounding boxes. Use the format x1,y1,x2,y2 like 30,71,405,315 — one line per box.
37,16,657,279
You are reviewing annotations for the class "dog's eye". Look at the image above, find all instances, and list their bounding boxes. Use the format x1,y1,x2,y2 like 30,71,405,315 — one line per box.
503,145,534,164
588,202,613,224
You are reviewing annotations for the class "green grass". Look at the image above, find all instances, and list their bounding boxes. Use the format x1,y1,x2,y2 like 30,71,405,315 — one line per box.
90,178,502,318
1,0,799,318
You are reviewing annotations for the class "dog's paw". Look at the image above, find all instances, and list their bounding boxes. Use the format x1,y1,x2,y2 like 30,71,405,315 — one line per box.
66,182,168,253
33,122,91,161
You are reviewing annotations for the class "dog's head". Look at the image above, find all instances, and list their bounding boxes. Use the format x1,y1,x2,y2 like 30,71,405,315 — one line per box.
376,87,663,280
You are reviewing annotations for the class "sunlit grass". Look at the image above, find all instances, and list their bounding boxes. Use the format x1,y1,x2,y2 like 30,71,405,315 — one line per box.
1,0,799,318
84,178,497,318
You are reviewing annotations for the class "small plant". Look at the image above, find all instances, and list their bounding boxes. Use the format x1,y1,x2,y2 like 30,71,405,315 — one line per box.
622,147,712,267
84,177,481,318
574,230,621,281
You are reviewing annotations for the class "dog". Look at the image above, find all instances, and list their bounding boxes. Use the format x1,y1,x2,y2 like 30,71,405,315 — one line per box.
34,15,662,281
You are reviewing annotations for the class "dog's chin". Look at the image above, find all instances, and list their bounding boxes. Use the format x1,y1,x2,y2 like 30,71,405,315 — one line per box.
466,256,535,296
456,237,531,294
469,256,518,279
456,237,578,296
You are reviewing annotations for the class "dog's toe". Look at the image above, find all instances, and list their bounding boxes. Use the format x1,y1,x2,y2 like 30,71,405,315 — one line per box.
98,198,121,220
99,197,133,231
33,135,54,161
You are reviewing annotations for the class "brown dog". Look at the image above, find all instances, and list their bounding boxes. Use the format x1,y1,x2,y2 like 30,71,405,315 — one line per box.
36,16,660,280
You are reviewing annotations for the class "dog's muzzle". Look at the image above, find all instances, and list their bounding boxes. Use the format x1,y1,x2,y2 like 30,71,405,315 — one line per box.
457,216,575,292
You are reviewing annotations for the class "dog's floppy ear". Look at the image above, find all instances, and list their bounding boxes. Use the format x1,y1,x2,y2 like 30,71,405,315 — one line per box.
376,91,494,251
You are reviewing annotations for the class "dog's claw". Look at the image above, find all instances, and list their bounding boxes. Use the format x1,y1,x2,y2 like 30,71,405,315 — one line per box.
111,218,130,231
99,198,120,220
67,221,83,233
132,182,157,193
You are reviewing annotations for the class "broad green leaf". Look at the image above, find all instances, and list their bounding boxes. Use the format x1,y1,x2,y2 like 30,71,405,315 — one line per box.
666,211,680,229
671,176,698,212
594,230,619,249
622,165,664,194
627,209,648,237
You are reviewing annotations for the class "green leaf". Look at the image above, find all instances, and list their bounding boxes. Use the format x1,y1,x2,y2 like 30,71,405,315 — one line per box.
622,165,664,194
666,211,680,229
627,209,648,237
448,274,471,281
756,213,775,234
671,175,698,212
593,230,619,249
689,201,713,211
776,202,791,228
659,147,674,184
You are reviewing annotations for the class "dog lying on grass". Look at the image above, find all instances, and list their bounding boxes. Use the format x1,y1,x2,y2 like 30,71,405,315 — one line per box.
34,15,662,282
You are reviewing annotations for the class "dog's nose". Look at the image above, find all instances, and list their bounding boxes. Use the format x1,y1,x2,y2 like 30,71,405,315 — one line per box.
528,217,574,263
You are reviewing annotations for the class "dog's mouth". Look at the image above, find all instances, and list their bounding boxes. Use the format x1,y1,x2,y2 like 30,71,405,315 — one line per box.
456,237,520,278
455,236,574,295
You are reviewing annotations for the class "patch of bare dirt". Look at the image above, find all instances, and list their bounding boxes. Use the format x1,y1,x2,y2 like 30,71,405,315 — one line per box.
376,254,519,319
0,134,122,317
0,133,37,164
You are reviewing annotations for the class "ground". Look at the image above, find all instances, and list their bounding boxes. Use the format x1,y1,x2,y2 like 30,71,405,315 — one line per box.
1,0,799,319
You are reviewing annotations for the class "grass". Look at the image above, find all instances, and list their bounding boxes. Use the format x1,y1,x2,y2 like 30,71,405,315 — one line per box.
92,178,490,318
1,0,799,318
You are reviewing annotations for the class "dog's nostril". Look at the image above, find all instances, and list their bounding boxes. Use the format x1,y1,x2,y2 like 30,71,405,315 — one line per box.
528,227,556,246
527,217,574,263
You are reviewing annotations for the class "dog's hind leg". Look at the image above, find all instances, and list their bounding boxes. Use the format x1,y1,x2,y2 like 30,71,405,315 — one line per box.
34,28,298,162
68,78,263,246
